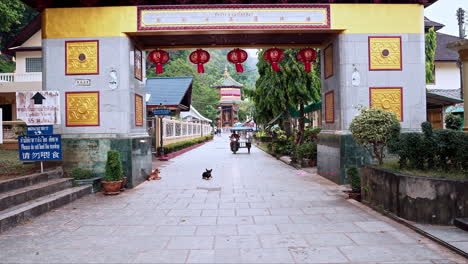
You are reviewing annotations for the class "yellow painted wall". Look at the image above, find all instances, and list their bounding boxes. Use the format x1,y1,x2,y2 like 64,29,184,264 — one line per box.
42,4,423,39
43,6,137,39
331,4,423,34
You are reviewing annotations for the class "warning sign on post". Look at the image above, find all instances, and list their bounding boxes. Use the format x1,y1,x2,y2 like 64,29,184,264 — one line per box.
16,91,61,125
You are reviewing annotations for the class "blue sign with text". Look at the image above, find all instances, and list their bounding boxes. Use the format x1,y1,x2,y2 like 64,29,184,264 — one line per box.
153,109,171,116
27,125,53,136
18,135,62,161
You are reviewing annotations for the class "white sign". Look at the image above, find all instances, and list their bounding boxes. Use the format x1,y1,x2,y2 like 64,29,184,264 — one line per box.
16,91,61,125
139,5,330,30
75,79,91,86
0,108,2,144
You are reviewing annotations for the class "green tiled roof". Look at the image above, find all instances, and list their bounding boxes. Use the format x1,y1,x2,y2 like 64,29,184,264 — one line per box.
212,68,243,88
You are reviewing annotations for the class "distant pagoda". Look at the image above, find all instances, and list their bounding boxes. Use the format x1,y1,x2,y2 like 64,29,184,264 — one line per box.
212,67,243,128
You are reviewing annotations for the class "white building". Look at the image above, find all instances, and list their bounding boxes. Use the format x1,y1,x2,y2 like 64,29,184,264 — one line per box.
424,17,464,129
0,15,42,121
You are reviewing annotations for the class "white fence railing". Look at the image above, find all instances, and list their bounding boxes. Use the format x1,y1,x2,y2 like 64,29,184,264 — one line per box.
0,73,42,83
163,119,211,140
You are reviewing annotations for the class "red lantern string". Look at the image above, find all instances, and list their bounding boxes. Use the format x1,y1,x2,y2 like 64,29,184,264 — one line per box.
263,48,284,72
227,48,248,73
189,49,210,73
296,48,318,72
148,50,170,74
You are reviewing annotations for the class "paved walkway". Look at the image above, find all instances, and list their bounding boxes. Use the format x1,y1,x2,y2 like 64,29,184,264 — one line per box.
1,135,466,263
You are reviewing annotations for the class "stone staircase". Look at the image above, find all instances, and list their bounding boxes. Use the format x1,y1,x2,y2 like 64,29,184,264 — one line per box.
0,167,91,233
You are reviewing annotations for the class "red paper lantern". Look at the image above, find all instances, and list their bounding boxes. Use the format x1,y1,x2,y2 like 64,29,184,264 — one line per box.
263,48,284,72
296,48,318,72
227,48,248,73
148,50,170,74
189,49,210,73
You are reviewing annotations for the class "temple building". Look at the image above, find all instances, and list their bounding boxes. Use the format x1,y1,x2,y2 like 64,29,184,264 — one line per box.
212,68,243,128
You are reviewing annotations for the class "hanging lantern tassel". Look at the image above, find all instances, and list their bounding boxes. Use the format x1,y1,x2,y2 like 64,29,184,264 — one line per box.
227,49,248,73
236,63,244,73
148,50,170,74
190,49,210,74
264,48,284,72
296,48,317,73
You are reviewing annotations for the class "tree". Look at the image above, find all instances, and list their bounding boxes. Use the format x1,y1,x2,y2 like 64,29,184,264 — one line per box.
349,106,401,165
252,49,321,140
425,27,436,84
445,112,463,131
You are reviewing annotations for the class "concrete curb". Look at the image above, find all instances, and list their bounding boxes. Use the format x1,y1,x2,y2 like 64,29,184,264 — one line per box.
347,198,468,260
254,143,302,169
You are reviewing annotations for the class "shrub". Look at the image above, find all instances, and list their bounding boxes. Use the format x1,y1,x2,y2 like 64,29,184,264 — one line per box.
347,167,360,192
304,127,322,142
445,113,462,131
71,168,94,180
293,142,317,161
104,151,123,182
389,122,468,174
350,107,401,165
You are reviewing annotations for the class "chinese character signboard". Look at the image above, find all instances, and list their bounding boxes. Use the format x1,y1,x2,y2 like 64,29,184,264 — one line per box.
27,125,53,136
19,135,62,161
16,91,61,125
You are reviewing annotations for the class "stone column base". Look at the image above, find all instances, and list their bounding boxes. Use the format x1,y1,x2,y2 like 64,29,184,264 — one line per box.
61,134,152,188
317,131,371,184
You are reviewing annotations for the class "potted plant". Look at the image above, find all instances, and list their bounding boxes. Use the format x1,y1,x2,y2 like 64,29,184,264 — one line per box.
346,166,361,201
71,167,102,193
101,150,123,195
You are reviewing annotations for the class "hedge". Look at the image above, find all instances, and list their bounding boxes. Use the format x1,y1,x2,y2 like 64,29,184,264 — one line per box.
158,135,213,155
388,122,468,174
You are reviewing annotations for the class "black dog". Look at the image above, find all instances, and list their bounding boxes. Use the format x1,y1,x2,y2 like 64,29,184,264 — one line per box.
202,169,213,180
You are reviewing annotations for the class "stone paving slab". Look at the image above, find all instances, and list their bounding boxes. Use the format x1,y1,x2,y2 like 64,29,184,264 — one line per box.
0,135,466,263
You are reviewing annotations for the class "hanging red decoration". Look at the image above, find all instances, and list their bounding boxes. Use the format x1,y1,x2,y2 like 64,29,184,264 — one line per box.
189,49,210,73
148,50,170,74
296,48,318,72
263,48,284,72
227,48,248,73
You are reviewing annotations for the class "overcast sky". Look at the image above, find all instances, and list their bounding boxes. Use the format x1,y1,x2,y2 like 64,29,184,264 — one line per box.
425,0,467,36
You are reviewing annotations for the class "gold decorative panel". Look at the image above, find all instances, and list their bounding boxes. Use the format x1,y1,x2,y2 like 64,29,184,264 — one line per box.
66,92,100,126
135,94,143,126
66,40,99,75
370,87,403,121
325,91,334,123
324,44,333,79
369,37,402,70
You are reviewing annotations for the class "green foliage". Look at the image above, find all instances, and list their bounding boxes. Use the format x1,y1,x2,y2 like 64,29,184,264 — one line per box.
389,122,468,175
445,112,462,131
71,168,94,180
158,135,213,155
346,167,360,192
293,141,317,161
104,151,123,182
350,107,401,165
251,49,321,132
304,127,322,142
0,57,14,73
425,27,437,84
0,0,37,50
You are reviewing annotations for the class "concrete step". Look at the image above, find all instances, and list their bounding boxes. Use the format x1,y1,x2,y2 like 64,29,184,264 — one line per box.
454,218,468,232
0,168,63,194
0,185,92,233
0,178,73,211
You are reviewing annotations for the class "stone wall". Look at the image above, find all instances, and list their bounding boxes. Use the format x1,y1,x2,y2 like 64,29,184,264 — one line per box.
360,166,468,225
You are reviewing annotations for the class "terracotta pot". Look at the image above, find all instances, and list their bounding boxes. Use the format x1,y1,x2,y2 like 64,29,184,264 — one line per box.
120,177,127,191
102,180,122,195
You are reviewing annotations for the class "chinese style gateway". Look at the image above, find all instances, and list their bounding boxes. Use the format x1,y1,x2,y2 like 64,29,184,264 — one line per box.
19,0,434,186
